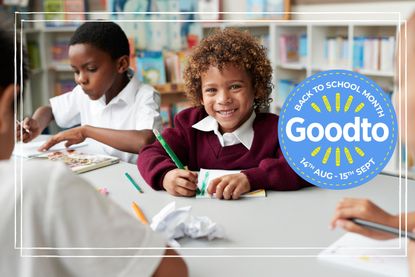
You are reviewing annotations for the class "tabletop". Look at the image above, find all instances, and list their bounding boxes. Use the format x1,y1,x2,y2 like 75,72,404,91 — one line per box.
81,161,414,277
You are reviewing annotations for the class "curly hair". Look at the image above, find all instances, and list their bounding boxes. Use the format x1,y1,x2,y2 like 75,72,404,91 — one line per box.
183,28,273,111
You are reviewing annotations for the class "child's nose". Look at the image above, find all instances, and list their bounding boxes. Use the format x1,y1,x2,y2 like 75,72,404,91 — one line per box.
77,72,88,85
218,90,232,105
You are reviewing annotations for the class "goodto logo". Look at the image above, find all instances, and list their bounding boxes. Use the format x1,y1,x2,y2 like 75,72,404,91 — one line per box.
278,70,397,190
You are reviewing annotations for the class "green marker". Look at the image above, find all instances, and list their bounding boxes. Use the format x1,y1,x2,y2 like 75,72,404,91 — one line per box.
125,172,144,193
153,129,200,195
198,171,209,197
153,129,184,169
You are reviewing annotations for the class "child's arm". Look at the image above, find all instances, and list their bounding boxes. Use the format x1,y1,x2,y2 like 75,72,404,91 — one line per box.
16,105,54,143
39,125,155,154
330,198,415,240
138,110,194,192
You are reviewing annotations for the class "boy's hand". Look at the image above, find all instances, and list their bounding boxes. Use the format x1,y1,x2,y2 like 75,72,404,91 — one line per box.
163,169,198,197
16,117,41,143
39,126,86,151
330,198,398,240
207,173,250,200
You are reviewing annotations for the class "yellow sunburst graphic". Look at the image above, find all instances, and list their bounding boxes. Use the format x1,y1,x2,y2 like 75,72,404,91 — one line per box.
309,93,365,166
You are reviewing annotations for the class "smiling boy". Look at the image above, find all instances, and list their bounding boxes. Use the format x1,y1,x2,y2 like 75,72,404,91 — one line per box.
138,28,310,199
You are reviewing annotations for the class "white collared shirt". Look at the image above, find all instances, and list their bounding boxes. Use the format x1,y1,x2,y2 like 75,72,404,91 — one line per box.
0,159,165,277
50,72,162,163
192,111,256,150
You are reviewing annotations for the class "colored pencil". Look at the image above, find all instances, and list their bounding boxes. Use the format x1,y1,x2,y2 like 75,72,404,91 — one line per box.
125,172,144,193
132,201,149,225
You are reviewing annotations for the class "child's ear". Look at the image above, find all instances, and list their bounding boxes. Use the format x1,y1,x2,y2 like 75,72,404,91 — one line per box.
116,55,130,73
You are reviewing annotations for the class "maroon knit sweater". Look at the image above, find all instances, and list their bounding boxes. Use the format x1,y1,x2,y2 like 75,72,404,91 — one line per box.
137,107,310,191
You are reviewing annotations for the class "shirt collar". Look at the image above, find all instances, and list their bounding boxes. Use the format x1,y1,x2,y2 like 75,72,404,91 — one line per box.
192,111,256,150
98,69,138,106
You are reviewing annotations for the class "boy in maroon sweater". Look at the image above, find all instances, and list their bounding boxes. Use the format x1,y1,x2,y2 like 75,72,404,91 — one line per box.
138,28,310,199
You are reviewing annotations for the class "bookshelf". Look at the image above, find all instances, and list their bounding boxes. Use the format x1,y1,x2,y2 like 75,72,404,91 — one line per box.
24,18,401,174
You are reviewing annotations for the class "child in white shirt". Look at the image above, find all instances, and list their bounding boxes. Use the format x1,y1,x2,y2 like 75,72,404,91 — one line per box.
17,22,161,163
0,19,186,277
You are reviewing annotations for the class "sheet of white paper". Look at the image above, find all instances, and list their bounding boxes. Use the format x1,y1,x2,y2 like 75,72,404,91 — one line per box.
150,202,224,247
318,233,408,277
196,168,241,198
196,168,266,198
13,140,88,158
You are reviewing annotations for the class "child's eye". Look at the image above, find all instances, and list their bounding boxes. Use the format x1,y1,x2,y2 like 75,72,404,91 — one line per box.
204,88,217,94
229,84,241,90
87,68,97,72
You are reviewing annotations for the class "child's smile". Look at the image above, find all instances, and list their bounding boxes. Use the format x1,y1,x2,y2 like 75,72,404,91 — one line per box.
201,65,254,133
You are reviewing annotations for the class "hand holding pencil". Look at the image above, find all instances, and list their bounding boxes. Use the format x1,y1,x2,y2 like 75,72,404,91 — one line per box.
16,117,41,143
153,129,198,197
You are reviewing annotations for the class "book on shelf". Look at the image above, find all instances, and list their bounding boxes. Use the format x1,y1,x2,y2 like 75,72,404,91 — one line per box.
164,50,189,84
64,0,86,21
136,50,166,85
279,34,299,64
353,36,365,69
299,33,307,64
51,37,70,64
54,78,76,96
128,38,137,72
278,33,307,65
380,36,395,72
159,101,192,130
43,0,64,27
277,79,298,106
172,101,192,115
86,0,107,13
40,150,120,174
324,36,348,68
353,36,395,73
44,0,85,27
27,41,41,70
160,104,173,129
164,51,181,84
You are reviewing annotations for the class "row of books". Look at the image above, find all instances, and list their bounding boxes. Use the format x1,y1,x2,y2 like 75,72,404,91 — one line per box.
353,36,395,72
160,102,192,129
278,33,307,64
43,0,87,27
54,78,77,96
136,50,189,85
35,32,188,86
324,36,349,68
322,35,396,72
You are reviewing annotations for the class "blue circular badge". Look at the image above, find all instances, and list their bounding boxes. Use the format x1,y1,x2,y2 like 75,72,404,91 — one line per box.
278,70,397,190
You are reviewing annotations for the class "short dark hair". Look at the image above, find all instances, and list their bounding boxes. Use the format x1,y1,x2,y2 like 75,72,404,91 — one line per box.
0,21,29,89
69,22,130,59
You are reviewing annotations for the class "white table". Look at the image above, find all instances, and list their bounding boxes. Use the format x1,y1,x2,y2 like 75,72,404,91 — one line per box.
81,161,414,277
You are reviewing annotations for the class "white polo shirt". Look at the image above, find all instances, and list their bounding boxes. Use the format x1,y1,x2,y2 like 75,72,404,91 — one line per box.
192,111,256,150
50,74,162,163
0,159,165,277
